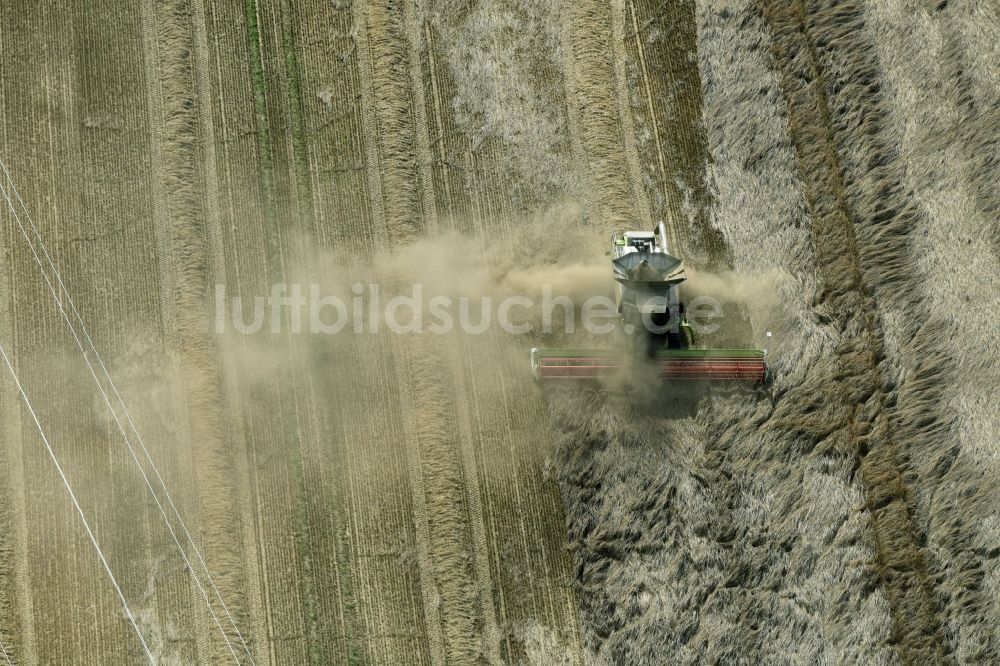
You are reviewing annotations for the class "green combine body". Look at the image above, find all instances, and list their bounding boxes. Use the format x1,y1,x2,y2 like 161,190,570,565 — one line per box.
530,223,767,384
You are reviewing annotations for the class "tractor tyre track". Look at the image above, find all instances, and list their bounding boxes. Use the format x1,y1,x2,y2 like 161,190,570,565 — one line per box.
859,1,1000,659
761,1,948,660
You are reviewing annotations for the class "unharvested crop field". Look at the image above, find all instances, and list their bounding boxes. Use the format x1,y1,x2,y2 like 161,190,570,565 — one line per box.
0,0,997,664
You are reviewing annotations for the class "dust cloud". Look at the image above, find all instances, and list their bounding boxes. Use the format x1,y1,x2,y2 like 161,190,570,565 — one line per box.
273,203,615,344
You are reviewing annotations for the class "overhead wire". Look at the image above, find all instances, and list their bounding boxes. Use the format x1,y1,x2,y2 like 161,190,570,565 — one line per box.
0,161,253,664
0,632,13,666
0,342,155,665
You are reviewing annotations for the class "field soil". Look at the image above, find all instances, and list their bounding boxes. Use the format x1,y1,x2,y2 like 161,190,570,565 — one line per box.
0,0,997,664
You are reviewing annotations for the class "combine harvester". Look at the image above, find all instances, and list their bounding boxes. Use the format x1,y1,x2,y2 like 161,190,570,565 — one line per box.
530,222,767,384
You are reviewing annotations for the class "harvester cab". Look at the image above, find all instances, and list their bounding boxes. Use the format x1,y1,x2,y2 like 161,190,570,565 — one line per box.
530,222,767,384
613,224,687,351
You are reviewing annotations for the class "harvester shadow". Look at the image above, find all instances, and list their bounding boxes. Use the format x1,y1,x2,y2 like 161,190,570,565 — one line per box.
543,377,760,420
631,382,706,419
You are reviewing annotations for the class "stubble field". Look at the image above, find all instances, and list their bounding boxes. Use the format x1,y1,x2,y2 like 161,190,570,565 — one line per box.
0,0,997,664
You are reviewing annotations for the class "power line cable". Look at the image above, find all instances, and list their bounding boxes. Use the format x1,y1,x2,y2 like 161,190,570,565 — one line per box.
0,342,155,665
0,165,250,664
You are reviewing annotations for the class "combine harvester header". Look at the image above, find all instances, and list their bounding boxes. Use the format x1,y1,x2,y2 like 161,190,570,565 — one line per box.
530,222,767,384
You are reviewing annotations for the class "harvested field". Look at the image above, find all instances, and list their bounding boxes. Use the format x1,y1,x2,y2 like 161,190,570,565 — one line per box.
0,0,997,664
